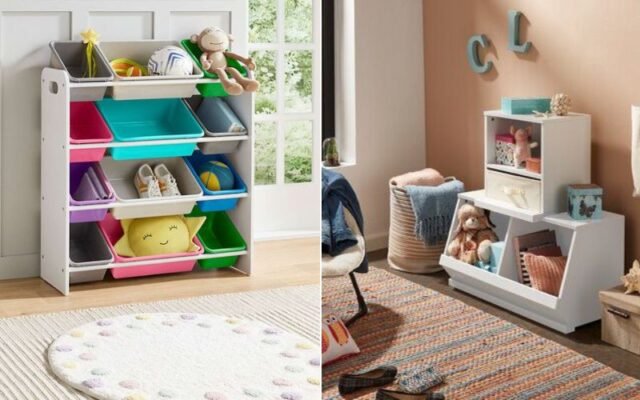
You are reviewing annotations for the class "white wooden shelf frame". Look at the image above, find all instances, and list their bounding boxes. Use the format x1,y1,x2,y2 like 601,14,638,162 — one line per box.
440,197,624,334
440,111,624,334
41,67,254,295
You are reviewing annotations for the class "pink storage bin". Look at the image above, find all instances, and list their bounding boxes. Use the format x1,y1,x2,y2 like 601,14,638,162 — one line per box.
496,133,515,144
70,102,113,163
98,213,203,279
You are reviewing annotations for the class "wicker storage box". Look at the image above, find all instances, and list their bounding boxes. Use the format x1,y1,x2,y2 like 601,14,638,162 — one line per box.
600,286,640,355
388,182,445,274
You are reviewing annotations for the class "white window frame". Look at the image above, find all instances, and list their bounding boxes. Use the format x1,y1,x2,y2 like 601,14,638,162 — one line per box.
252,0,321,237
333,0,356,166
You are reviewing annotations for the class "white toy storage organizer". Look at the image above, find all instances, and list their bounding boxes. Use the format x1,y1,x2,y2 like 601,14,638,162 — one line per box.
440,111,624,334
40,6,254,296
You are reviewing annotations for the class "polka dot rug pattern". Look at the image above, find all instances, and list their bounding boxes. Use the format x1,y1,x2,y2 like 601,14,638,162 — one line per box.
48,313,321,400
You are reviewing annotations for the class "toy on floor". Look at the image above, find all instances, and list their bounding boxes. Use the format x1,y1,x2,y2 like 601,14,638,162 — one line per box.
623,260,640,295
80,28,100,78
198,160,235,191
114,215,205,257
110,58,148,77
447,204,498,265
510,125,538,168
148,45,193,76
190,27,260,95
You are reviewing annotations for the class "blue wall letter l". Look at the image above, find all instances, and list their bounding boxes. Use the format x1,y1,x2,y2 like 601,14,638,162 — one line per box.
508,10,531,53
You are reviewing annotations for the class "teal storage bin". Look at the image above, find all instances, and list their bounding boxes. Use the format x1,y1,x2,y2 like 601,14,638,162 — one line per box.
568,184,603,220
184,152,247,212
96,98,204,160
475,241,504,273
501,97,551,115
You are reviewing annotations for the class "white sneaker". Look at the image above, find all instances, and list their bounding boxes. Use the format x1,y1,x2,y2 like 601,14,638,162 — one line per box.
154,163,181,197
134,164,162,198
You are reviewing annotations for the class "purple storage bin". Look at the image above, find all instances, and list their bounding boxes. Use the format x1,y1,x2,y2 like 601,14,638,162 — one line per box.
70,162,115,223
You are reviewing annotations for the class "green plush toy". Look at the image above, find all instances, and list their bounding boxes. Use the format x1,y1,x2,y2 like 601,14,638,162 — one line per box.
114,215,205,257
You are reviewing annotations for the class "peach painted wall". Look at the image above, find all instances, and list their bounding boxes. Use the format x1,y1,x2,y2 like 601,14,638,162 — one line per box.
424,0,640,267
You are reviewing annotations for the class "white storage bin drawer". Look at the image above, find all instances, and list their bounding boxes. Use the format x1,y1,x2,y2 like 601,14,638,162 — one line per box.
485,170,541,213
100,157,202,220
99,41,203,100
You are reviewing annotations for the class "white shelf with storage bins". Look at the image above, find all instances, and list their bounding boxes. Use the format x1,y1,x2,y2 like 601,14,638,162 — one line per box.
41,37,254,295
440,110,624,334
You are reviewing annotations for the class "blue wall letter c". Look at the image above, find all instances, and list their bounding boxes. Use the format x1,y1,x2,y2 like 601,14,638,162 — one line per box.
467,34,493,74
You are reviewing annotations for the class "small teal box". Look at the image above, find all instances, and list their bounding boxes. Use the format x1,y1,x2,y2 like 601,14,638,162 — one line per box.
567,184,603,220
501,97,551,115
476,241,505,273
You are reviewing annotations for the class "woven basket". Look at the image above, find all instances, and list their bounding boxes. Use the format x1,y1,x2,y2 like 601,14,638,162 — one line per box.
387,180,451,274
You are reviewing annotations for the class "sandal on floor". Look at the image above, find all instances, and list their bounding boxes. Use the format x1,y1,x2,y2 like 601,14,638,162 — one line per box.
398,365,444,393
376,389,445,400
338,365,398,395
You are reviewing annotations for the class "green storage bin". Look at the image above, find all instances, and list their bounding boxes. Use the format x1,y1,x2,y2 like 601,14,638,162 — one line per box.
180,39,248,97
189,209,246,269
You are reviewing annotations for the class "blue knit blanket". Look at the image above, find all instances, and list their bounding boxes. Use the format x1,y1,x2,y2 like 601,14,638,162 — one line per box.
404,179,464,245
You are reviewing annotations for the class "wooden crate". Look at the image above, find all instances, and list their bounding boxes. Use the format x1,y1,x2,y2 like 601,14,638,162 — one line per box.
600,286,640,355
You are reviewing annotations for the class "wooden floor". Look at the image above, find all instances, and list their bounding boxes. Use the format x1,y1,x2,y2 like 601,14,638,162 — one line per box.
0,238,319,318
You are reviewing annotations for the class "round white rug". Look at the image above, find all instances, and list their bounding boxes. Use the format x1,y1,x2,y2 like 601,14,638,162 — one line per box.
48,313,321,400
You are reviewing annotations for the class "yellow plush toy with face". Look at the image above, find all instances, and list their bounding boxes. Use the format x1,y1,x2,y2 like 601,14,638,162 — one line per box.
114,215,205,257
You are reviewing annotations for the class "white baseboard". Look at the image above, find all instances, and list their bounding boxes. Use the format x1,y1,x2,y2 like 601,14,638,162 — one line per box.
0,254,40,280
255,230,320,242
255,230,388,253
365,231,388,252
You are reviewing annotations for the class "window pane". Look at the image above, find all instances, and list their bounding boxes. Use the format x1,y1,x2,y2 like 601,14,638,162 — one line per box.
255,122,277,185
285,50,312,113
285,0,312,43
284,121,313,183
249,0,277,43
251,50,277,115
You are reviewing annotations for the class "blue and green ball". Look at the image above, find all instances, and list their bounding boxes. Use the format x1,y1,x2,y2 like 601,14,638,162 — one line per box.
198,161,235,191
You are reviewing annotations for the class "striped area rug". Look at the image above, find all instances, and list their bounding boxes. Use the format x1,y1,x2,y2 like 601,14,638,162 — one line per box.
322,269,640,399
0,285,320,400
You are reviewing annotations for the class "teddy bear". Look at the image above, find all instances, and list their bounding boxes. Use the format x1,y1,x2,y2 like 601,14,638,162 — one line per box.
510,125,538,168
447,204,498,265
190,27,260,95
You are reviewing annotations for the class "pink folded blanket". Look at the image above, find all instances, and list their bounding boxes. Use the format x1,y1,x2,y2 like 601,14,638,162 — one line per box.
390,168,445,188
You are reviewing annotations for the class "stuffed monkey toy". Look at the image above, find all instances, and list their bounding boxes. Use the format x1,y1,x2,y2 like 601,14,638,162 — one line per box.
510,125,538,168
190,27,260,95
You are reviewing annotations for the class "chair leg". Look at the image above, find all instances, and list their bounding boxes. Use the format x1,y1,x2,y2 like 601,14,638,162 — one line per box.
345,272,368,327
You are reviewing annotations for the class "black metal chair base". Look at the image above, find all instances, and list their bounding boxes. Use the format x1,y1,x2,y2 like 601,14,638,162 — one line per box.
345,271,368,327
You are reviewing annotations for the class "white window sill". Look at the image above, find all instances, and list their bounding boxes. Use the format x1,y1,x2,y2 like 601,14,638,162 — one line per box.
322,161,356,171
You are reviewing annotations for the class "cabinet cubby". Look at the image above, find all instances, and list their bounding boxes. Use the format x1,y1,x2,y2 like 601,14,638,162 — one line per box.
440,111,624,334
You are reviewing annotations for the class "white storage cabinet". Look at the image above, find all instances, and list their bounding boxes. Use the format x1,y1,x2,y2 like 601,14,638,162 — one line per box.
440,111,624,334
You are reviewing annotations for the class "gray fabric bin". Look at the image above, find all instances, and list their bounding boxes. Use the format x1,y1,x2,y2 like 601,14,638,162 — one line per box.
49,41,113,101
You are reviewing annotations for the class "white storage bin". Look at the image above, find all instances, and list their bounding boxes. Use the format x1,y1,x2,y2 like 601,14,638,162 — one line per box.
100,157,202,219
485,170,541,213
99,41,203,100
